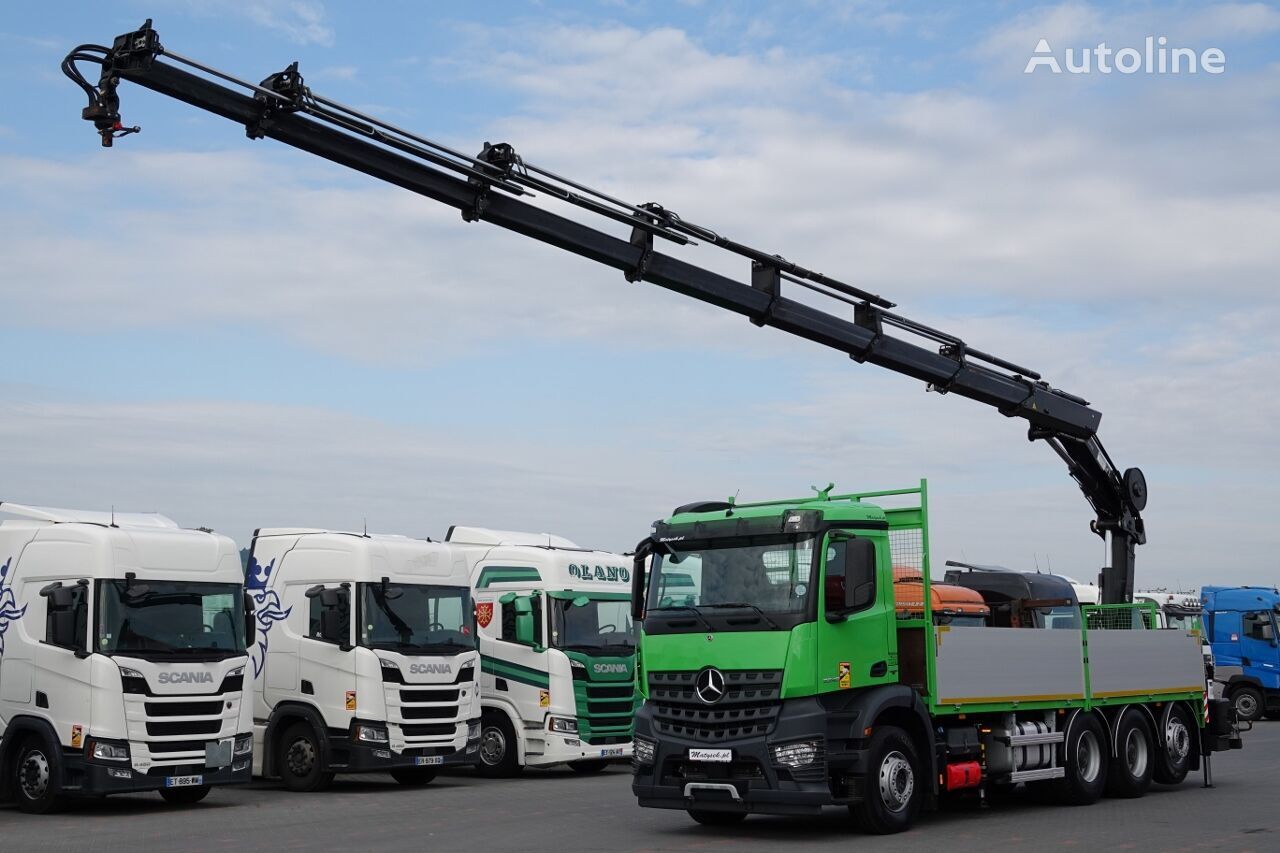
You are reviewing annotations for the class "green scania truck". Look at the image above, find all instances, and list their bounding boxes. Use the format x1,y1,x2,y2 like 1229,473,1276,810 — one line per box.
629,483,1241,833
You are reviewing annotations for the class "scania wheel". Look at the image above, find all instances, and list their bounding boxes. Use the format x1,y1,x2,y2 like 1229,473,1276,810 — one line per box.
476,711,522,778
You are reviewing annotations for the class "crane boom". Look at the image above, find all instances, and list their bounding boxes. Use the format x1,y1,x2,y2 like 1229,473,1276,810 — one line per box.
62,20,1148,603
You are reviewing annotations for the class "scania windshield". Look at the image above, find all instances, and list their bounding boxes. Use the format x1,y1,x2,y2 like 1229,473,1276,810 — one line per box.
646,534,815,631
360,583,476,654
549,593,634,654
97,580,246,660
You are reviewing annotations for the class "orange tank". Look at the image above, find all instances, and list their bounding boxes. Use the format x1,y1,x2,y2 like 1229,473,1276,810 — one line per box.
894,578,990,624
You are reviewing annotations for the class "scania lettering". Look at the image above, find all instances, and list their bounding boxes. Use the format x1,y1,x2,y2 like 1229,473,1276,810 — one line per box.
629,485,1243,832
446,527,637,776
245,528,481,790
0,503,253,814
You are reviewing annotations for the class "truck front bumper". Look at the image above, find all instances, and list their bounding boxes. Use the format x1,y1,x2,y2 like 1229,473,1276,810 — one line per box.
630,701,833,816
67,743,253,796
331,721,481,772
531,731,632,767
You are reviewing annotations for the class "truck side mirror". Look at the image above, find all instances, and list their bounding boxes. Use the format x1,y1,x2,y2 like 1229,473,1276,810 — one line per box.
308,584,352,650
513,595,538,648
48,609,77,648
843,539,877,611
244,590,256,647
631,543,650,622
319,607,348,647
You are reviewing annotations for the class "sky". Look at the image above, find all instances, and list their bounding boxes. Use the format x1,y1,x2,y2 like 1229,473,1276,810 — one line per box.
1,1,1277,590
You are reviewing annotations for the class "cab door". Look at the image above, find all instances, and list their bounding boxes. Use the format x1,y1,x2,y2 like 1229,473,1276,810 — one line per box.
28,574,93,748
815,532,896,694
295,581,357,728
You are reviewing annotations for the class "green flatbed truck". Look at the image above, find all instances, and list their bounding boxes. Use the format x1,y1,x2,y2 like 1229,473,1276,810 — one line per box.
629,482,1242,833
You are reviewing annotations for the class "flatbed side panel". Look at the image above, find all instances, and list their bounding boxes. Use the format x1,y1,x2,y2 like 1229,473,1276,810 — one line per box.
932,627,1086,708
1086,629,1206,699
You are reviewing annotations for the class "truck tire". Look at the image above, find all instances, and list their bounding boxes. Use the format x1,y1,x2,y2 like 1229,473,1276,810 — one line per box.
390,767,437,786
277,721,335,792
568,759,610,774
476,711,522,778
159,784,212,805
12,736,68,815
1053,713,1108,805
848,725,922,834
1231,685,1264,722
688,809,747,826
1153,704,1194,785
1105,712,1154,798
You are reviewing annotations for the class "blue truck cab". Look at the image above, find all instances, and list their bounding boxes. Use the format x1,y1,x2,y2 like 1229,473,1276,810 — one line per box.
1201,586,1280,722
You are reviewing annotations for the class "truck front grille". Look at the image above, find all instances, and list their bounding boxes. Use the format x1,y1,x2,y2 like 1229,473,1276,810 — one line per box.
647,669,783,742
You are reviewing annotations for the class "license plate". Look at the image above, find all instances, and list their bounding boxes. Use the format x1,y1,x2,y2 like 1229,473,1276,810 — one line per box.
415,756,444,766
599,747,624,758
688,748,732,763
165,775,203,788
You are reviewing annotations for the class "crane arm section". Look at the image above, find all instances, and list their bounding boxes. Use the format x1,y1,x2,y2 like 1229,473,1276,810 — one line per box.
62,21,1148,602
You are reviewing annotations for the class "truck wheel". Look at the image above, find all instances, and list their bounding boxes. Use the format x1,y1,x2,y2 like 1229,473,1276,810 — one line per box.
848,725,922,834
476,712,522,778
1153,704,1194,785
1105,712,1154,798
159,784,212,805
13,736,68,814
1231,685,1264,722
688,809,747,826
1053,713,1108,805
390,767,437,786
568,759,610,774
277,721,335,792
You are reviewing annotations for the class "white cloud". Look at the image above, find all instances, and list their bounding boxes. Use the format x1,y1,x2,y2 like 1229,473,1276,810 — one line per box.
171,0,335,46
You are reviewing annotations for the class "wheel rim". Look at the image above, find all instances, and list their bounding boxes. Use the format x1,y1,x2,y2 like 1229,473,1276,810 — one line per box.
1236,692,1258,719
877,750,914,814
479,726,506,766
1124,726,1149,777
19,749,51,801
286,736,316,777
1165,716,1190,765
1075,730,1102,783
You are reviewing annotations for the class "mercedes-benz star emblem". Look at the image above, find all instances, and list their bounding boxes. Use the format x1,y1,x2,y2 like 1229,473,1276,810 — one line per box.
694,667,726,705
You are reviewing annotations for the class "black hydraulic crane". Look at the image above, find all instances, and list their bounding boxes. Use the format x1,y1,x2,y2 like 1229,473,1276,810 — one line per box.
62,20,1149,604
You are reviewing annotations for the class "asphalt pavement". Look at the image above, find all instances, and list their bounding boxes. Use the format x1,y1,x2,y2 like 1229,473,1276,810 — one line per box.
3,723,1276,852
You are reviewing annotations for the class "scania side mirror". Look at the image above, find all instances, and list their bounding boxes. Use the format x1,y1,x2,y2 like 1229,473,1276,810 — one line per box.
307,583,352,650
244,590,257,647
512,596,537,648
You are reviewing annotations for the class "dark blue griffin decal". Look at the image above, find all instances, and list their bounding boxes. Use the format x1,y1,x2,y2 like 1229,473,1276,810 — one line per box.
246,557,291,678
0,557,28,656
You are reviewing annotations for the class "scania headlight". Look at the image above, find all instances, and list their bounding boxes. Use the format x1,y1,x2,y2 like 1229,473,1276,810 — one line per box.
569,659,585,669
119,666,143,679
354,724,389,744
548,716,578,734
227,665,245,678
379,658,403,682
771,739,821,768
89,739,130,762
633,736,656,766
234,734,253,756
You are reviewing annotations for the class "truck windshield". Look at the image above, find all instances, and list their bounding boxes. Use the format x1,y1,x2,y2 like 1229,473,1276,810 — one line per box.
360,583,476,654
549,596,634,653
647,534,814,619
97,580,246,659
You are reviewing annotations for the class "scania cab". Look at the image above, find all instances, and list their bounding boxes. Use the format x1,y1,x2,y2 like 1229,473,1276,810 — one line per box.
0,503,253,813
245,528,481,790
446,526,636,776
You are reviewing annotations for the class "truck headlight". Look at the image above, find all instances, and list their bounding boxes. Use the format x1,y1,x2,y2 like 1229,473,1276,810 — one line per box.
354,724,389,744
227,665,245,678
379,658,404,683
119,666,143,679
89,739,130,762
771,739,821,768
633,736,656,766
548,716,578,734
234,734,253,756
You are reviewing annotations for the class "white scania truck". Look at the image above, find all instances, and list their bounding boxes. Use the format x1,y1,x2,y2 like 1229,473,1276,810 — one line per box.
446,526,636,776
245,528,480,790
0,504,253,813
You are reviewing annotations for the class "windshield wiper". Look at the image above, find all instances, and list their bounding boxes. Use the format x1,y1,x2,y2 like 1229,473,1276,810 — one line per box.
647,604,713,631
714,603,781,630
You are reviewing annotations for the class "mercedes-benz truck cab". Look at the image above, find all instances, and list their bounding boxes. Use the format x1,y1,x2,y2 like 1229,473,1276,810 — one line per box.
0,503,253,814
446,526,637,777
245,528,481,791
